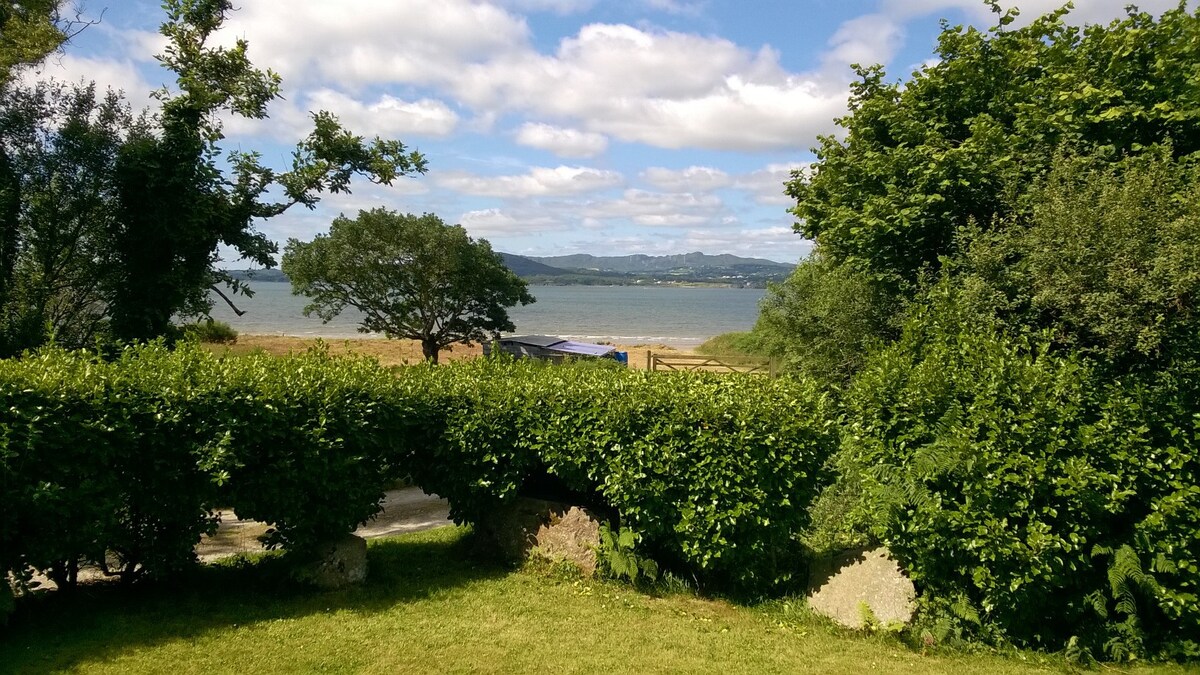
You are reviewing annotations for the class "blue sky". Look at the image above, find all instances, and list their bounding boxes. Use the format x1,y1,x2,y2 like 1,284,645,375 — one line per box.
32,0,1188,264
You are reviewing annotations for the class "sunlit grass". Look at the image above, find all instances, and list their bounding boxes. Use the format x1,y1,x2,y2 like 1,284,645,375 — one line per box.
1,527,1188,674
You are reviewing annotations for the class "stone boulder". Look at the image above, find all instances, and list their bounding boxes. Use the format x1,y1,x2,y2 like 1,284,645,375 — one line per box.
806,546,916,629
477,498,601,575
297,534,369,589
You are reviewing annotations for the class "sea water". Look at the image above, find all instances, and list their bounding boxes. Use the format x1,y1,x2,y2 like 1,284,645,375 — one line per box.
208,283,766,348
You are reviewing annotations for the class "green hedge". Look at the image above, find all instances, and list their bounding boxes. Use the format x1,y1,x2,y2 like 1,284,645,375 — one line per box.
0,343,415,586
1,345,837,596
840,294,1200,659
0,346,222,585
407,358,837,592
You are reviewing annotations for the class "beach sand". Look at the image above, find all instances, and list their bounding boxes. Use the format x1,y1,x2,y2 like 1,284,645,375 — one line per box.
208,334,693,370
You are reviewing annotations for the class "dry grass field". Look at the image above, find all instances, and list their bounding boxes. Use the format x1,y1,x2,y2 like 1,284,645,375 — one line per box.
207,334,691,370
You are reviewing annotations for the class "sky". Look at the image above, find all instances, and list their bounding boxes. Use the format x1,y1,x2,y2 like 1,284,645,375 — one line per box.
28,0,1190,264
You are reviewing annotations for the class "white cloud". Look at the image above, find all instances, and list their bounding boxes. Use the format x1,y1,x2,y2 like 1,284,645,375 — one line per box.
203,2,852,152
640,166,730,192
24,54,156,112
217,1,531,88
435,165,623,198
514,123,608,158
734,162,808,206
459,208,566,235
303,89,459,137
641,0,706,16
823,14,904,70
499,0,597,14
577,188,724,224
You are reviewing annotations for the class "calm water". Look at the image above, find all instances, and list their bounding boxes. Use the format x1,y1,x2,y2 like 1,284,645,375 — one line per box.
209,283,766,348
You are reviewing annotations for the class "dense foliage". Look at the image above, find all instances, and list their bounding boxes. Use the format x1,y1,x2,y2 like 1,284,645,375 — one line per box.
754,254,898,384
839,286,1199,660
283,209,533,363
410,357,837,592
758,2,1200,382
1,346,836,598
788,2,1200,288
753,3,1200,662
0,82,133,353
0,344,415,589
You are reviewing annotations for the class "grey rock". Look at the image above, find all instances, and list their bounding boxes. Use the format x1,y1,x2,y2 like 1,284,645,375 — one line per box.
298,534,369,589
478,498,601,576
807,546,916,629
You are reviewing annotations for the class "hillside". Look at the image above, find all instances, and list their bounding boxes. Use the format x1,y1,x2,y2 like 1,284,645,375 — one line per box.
496,253,573,277
224,252,795,288
532,252,793,274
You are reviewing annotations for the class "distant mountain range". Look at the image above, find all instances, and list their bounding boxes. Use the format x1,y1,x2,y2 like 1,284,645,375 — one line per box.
227,252,796,288
501,252,794,287
530,252,793,274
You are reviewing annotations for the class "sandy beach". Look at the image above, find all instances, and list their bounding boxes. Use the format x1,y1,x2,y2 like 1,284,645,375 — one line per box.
208,334,694,370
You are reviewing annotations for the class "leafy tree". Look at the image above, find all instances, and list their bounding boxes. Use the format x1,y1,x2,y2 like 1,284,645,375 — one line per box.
0,81,134,353
282,209,534,364
788,2,1200,289
754,252,899,385
105,0,427,342
952,149,1200,374
1,1,73,334
0,1,69,86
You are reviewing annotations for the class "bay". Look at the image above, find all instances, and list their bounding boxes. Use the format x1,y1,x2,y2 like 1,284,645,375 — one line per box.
208,283,766,348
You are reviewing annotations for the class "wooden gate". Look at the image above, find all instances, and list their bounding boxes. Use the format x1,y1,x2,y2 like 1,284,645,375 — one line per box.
646,352,777,376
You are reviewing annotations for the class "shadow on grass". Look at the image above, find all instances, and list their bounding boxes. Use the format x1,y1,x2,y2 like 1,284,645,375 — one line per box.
0,526,505,674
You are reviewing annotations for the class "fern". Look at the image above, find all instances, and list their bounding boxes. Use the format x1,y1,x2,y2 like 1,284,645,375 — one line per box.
1090,543,1164,660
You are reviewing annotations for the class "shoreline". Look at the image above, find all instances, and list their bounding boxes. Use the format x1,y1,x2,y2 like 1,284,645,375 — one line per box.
210,334,695,370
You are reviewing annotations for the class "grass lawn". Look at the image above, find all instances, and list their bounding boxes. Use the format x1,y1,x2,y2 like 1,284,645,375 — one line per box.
0,526,1187,675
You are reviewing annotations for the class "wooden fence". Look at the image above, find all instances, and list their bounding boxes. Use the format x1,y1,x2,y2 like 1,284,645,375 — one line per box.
646,352,778,377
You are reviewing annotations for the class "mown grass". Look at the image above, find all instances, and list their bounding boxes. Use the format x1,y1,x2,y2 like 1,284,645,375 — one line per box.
0,527,1187,675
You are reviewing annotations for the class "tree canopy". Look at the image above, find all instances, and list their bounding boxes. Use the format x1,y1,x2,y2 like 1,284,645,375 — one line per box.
282,209,534,363
787,1,1200,289
757,2,1200,382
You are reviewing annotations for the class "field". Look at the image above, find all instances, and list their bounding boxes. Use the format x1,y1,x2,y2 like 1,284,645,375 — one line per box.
6,526,1179,675
206,334,692,369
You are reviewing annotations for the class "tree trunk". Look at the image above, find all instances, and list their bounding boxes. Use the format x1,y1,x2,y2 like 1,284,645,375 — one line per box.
421,338,439,364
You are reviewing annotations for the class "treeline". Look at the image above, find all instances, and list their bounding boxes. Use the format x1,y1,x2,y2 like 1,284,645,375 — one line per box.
739,2,1200,662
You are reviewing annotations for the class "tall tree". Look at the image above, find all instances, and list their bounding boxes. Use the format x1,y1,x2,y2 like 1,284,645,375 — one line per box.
107,0,426,341
282,209,534,364
788,2,1200,289
0,82,133,353
0,1,70,322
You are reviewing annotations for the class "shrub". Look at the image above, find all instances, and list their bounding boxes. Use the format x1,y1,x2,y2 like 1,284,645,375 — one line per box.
0,344,224,585
0,343,425,587
840,283,1200,659
755,254,899,385
406,359,839,594
210,347,431,555
695,332,765,358
181,318,239,344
